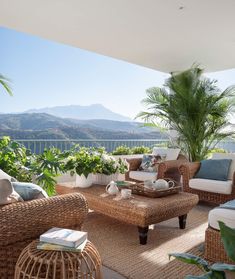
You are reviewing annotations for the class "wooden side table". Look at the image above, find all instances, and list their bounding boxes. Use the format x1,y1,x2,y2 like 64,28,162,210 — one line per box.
15,240,102,279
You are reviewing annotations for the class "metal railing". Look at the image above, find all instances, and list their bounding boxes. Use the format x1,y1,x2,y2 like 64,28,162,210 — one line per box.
16,139,169,154
15,138,235,154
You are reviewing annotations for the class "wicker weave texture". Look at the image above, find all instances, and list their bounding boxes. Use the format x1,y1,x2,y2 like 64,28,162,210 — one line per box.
15,240,102,279
0,193,88,279
56,184,198,227
179,163,235,204
125,154,187,183
205,227,234,264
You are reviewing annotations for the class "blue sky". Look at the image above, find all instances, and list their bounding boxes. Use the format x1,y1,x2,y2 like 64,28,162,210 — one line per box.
1,27,235,120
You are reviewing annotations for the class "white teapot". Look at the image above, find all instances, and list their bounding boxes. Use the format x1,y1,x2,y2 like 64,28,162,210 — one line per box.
152,179,175,190
106,181,119,195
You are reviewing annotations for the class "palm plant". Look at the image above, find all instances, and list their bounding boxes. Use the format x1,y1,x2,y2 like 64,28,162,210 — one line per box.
137,66,235,161
0,74,12,96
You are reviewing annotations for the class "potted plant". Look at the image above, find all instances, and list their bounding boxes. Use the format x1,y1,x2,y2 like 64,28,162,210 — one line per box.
65,146,101,188
93,149,129,185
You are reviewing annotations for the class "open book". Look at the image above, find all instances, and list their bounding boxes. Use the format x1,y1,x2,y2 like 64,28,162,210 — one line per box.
40,227,87,248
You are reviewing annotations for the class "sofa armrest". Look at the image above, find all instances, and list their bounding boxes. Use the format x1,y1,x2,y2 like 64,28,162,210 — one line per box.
125,157,142,181
0,193,88,246
179,162,200,191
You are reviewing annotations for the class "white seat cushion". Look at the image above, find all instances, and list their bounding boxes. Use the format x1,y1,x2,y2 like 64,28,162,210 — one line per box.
129,171,157,181
209,207,235,230
212,153,235,180
189,178,232,195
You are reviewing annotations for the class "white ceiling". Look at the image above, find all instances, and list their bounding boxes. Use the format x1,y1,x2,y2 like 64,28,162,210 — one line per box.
1,0,235,73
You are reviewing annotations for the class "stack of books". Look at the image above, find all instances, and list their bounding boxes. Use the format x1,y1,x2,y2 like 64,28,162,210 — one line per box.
37,227,88,253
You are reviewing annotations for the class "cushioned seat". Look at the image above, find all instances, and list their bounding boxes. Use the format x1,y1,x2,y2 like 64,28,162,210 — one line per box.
129,171,157,181
189,178,233,195
208,207,235,230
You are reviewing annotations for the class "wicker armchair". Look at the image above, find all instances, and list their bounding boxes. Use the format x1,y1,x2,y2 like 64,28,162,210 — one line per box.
179,162,235,204
0,193,88,279
125,154,187,183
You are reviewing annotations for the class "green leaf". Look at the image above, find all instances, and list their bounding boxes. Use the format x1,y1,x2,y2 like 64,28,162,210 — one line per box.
211,263,235,272
219,221,235,262
169,253,210,272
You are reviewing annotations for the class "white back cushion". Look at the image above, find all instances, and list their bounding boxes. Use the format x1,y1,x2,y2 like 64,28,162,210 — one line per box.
212,153,235,180
189,178,232,195
152,148,180,160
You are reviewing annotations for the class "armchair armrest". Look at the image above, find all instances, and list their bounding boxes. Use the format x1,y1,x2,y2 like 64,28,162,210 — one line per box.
179,162,200,191
0,193,88,246
125,157,142,181
158,158,188,182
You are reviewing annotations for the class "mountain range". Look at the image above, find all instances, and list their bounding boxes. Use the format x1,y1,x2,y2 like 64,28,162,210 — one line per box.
25,104,131,122
0,113,165,140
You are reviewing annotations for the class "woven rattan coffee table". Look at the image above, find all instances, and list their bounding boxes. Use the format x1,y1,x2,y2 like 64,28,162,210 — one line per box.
56,183,199,245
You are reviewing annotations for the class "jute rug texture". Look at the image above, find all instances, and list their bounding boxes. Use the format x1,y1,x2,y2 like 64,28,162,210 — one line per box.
83,205,211,279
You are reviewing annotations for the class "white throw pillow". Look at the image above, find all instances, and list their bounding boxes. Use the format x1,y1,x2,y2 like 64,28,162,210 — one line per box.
152,148,180,161
212,153,235,180
0,179,23,205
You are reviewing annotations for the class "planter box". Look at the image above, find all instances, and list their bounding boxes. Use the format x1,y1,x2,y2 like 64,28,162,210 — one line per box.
92,173,120,185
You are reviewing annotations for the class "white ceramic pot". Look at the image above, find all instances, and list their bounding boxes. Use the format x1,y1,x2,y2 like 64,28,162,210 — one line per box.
92,173,119,185
75,174,93,188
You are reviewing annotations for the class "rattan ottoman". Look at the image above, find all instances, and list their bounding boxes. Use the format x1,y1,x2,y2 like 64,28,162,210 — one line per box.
14,240,102,279
56,183,199,245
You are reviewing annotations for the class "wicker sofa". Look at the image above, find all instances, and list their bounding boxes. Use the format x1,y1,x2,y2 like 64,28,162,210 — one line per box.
179,162,235,204
0,193,88,279
125,154,187,183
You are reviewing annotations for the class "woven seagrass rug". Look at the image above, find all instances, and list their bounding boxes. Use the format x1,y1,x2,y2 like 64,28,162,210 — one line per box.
83,204,212,279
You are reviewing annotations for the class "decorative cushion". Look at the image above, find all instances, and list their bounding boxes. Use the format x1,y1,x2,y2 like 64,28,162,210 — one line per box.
129,171,157,181
0,179,23,205
208,207,235,230
152,148,180,160
12,182,48,201
212,153,235,180
195,159,232,181
189,178,232,195
139,154,160,172
0,169,17,182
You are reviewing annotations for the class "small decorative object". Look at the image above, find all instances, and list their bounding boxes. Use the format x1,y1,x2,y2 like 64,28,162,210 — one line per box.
121,189,132,199
106,180,119,195
152,179,175,190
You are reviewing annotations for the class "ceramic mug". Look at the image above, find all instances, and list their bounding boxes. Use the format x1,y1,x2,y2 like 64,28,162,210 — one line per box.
121,189,132,199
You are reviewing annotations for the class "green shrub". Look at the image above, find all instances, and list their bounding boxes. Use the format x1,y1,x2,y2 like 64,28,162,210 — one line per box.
0,136,32,182
131,146,151,154
0,137,68,196
112,145,131,155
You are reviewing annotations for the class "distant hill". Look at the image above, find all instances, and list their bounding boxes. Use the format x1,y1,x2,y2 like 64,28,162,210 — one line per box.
0,113,166,140
25,104,131,122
